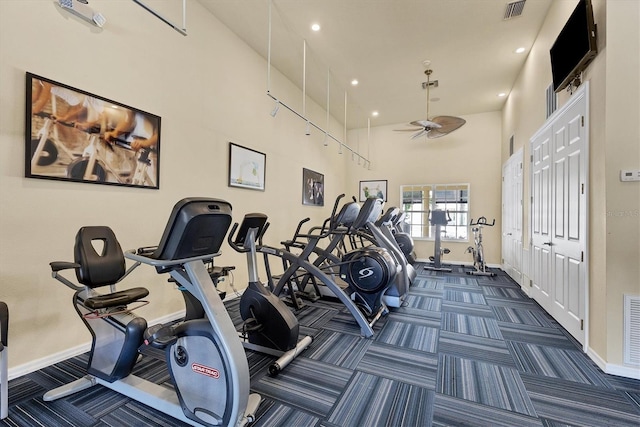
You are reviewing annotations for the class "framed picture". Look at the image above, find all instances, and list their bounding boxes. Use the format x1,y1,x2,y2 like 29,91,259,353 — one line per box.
359,179,388,202
25,72,161,189
302,168,324,206
228,142,266,191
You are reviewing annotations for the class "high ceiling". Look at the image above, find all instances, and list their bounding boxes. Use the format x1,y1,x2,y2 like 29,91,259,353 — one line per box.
197,0,553,129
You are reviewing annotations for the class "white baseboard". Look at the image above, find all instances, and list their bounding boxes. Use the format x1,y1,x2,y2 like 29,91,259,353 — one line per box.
587,346,640,380
8,310,185,380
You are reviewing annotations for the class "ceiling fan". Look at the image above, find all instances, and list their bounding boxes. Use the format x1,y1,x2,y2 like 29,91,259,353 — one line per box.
396,68,466,139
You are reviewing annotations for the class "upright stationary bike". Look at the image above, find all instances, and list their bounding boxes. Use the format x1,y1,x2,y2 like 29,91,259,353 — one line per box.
466,216,496,277
424,209,452,272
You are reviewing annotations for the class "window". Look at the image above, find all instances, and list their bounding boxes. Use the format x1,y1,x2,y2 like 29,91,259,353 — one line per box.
401,183,469,241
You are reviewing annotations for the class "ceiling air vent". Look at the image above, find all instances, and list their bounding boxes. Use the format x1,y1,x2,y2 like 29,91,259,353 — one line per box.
504,0,526,20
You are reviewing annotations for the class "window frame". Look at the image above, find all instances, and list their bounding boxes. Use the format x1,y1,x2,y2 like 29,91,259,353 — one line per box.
400,183,470,242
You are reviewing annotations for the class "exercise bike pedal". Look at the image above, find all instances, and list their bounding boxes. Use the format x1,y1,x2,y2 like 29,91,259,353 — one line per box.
443,248,451,254
144,324,178,349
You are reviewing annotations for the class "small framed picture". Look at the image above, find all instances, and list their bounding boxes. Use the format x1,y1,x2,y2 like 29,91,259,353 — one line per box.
359,179,387,202
228,142,266,191
302,168,324,206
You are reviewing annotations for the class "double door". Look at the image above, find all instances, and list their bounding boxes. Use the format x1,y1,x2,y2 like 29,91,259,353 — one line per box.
530,84,588,345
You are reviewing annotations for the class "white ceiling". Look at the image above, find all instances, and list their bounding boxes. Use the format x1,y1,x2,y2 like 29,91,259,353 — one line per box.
197,0,553,129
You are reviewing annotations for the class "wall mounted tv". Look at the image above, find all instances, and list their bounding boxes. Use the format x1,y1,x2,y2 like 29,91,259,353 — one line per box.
550,0,597,93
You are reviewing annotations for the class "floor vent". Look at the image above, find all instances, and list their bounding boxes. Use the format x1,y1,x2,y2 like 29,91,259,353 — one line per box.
504,0,526,19
624,295,640,366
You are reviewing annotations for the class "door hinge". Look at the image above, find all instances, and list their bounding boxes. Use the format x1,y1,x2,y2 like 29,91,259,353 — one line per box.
581,319,584,330
529,279,533,287
581,116,584,127
581,251,584,262
581,183,584,194
530,154,533,162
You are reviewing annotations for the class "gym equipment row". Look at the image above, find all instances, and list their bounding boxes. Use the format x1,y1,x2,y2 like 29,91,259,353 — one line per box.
423,210,496,276
270,195,418,333
43,198,312,426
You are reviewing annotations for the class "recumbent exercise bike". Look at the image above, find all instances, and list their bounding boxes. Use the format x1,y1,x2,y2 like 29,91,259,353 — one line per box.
43,198,288,426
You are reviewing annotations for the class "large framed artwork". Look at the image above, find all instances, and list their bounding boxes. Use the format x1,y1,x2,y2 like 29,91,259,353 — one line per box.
228,143,266,191
25,72,161,189
359,179,388,202
302,168,324,206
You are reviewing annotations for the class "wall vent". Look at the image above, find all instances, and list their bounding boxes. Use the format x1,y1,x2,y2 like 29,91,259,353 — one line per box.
546,83,557,118
504,0,526,20
624,294,640,366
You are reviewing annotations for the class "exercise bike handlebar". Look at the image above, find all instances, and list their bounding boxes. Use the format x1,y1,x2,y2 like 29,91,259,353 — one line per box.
124,249,220,267
469,217,495,227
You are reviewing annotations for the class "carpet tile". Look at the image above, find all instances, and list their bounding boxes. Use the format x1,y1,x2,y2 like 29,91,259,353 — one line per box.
3,262,639,427
432,394,542,427
325,371,434,427
252,358,352,417
303,330,371,369
438,354,537,416
441,300,495,318
356,341,439,388
499,322,577,349
509,342,612,387
375,317,439,353
441,312,504,340
253,399,319,427
522,373,640,427
444,289,487,305
438,330,516,368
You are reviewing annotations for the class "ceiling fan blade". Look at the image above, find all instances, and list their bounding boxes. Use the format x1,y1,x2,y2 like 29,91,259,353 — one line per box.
426,129,448,139
411,129,429,139
394,128,423,132
430,116,466,134
410,120,442,129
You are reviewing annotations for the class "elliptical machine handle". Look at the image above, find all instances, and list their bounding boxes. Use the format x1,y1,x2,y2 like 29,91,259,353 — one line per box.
227,222,251,253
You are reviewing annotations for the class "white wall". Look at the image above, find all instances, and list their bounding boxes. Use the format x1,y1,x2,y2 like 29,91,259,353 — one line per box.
348,111,503,264
0,0,348,373
502,0,640,372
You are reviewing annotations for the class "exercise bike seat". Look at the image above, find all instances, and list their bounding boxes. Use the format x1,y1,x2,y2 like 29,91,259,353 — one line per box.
70,226,149,308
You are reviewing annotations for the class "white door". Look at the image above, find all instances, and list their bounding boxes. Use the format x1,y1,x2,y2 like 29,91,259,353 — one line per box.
502,149,523,283
529,84,588,345
530,126,553,313
550,98,587,342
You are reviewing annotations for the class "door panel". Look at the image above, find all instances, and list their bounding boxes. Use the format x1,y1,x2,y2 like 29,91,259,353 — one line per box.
529,85,587,345
531,128,552,309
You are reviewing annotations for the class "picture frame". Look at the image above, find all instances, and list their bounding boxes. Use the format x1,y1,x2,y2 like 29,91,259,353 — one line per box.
25,72,161,189
359,179,388,202
302,168,324,206
228,142,266,191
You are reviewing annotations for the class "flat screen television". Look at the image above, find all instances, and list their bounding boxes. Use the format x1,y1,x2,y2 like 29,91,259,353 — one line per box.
550,0,597,93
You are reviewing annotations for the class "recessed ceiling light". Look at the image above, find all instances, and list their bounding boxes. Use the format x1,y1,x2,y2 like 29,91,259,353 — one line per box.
498,92,507,97
351,79,359,86
515,47,526,54
372,111,379,117
311,23,320,31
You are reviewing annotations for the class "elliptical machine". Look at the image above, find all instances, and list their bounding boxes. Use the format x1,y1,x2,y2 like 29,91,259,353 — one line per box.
44,198,261,427
227,213,313,375
424,209,452,272
466,216,497,277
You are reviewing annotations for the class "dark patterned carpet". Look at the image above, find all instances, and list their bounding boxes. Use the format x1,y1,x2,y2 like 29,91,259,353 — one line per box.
2,264,639,426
